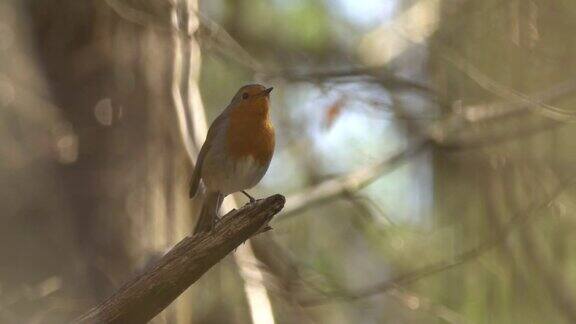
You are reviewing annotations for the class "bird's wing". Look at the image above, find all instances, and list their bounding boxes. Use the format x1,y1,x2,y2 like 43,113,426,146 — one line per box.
189,113,227,198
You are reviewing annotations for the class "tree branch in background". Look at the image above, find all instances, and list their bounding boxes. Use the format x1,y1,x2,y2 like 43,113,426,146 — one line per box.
300,177,574,306
279,74,576,221
73,195,285,324
505,171,576,323
459,77,576,124
387,288,470,324
439,119,564,152
439,47,576,122
274,66,434,94
278,139,432,221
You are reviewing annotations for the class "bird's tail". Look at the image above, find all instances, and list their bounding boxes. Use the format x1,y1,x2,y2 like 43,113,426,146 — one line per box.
193,191,223,234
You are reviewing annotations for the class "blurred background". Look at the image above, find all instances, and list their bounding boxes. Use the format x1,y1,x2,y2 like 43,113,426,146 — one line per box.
1,0,576,323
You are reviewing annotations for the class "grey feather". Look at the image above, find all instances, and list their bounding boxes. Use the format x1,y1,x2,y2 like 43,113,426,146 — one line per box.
189,111,229,198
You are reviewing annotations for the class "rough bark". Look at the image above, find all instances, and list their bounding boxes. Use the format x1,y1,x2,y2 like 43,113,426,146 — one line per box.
73,194,285,324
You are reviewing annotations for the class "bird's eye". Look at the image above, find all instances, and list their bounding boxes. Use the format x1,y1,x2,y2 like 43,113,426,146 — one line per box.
242,93,249,100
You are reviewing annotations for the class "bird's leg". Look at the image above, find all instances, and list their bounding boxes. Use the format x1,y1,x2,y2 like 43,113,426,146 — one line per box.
209,207,219,234
241,190,256,203
210,216,217,234
210,192,224,234
210,215,220,235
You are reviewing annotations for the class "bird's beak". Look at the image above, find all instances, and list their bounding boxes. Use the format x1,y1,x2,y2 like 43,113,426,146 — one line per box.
262,87,273,97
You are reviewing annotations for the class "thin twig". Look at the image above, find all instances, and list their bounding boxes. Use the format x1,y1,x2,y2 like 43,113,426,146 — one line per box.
506,168,576,323
275,66,434,94
299,177,574,306
440,47,576,122
439,119,564,152
278,139,432,221
460,78,576,124
280,74,576,221
388,288,470,324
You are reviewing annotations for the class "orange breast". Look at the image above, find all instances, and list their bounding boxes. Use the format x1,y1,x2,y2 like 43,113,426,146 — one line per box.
227,108,275,165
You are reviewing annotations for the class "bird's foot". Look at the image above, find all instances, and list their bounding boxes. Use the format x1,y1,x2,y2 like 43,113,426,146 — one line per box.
210,215,222,234
241,190,257,203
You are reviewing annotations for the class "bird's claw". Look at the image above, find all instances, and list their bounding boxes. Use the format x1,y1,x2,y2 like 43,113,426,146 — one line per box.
241,190,257,203
209,216,222,235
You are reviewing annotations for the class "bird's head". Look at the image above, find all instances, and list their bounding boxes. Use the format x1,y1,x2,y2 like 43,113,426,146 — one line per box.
231,84,273,114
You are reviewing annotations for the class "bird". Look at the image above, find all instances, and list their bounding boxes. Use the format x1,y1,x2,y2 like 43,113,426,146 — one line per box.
189,84,275,234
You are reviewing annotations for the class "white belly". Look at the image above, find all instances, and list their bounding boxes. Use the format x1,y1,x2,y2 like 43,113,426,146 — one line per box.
202,154,268,195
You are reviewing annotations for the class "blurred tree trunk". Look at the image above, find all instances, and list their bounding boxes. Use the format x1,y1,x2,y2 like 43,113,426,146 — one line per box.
429,0,576,322
0,0,200,322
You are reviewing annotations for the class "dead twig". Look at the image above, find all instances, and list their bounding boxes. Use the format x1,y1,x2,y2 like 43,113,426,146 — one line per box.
73,195,285,324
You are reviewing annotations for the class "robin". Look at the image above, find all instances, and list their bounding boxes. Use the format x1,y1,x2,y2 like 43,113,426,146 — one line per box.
189,84,275,233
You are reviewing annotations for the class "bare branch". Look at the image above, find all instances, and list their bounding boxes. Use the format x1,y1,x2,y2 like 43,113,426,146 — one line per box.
440,47,576,122
279,139,432,221
460,78,576,124
439,119,565,152
279,75,576,221
300,177,575,306
273,66,434,94
504,170,576,323
276,69,576,223
387,288,470,324
73,195,285,324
